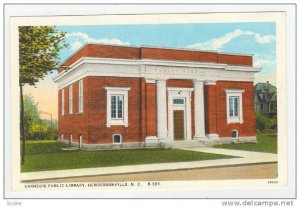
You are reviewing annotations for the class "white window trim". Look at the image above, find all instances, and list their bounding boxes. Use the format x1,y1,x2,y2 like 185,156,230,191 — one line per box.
232,129,239,139
69,84,73,114
105,87,131,127
112,134,122,144
61,89,64,116
78,79,83,113
225,89,244,124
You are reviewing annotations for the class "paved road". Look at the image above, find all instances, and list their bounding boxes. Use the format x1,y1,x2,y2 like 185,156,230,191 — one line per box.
28,163,277,183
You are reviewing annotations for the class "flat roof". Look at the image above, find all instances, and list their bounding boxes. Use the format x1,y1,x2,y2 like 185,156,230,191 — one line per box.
59,43,253,73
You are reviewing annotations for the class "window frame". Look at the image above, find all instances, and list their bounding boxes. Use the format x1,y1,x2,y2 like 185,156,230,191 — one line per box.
112,134,122,144
110,94,124,119
69,84,73,114
225,89,244,124
78,79,83,113
105,87,131,127
173,97,185,105
231,130,239,139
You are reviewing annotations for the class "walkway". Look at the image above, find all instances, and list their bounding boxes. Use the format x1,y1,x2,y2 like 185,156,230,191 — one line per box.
21,147,277,182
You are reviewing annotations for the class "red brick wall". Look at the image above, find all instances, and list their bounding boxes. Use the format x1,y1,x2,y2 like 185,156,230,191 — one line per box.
141,47,218,64
58,77,256,144
204,84,217,134
215,81,256,137
217,54,253,66
59,44,140,73
58,79,89,144
85,76,142,144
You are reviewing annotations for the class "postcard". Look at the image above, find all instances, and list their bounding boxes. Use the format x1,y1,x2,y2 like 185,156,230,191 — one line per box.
3,4,296,199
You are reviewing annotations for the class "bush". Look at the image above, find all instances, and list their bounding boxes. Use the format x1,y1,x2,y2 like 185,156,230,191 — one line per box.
255,112,277,132
28,122,58,140
45,125,58,140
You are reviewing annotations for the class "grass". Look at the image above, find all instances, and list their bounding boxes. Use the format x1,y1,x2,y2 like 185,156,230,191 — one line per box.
214,133,277,154
21,141,235,172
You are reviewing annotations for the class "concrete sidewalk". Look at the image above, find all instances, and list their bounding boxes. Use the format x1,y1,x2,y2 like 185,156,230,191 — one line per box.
21,148,277,182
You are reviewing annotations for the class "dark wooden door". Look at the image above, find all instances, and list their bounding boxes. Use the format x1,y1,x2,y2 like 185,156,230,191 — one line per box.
173,110,185,140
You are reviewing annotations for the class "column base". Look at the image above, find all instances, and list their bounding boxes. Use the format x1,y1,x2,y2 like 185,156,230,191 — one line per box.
193,136,208,141
159,138,173,148
206,133,219,139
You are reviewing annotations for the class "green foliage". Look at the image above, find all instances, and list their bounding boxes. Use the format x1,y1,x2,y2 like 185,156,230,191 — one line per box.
28,122,58,140
255,112,277,132
23,95,40,138
23,95,57,140
45,125,58,140
19,26,67,86
29,122,47,140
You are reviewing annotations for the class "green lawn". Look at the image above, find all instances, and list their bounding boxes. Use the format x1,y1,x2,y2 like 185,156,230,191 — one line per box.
22,141,235,172
214,133,277,154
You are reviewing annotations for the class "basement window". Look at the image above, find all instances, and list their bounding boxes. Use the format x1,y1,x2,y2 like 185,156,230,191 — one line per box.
232,130,238,139
113,134,122,144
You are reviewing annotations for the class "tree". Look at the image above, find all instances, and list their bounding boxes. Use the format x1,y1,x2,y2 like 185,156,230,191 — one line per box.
23,95,40,138
19,26,67,165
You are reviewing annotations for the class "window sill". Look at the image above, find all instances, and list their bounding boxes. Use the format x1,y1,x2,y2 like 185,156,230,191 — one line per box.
227,121,244,124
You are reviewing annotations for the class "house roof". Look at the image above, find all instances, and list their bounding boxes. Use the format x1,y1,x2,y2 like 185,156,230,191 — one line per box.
58,43,254,73
255,82,277,93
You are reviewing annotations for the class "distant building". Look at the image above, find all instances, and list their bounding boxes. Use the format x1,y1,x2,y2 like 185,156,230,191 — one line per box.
254,81,277,115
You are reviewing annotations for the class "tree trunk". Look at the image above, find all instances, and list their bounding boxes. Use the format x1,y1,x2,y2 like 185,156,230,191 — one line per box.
20,84,25,165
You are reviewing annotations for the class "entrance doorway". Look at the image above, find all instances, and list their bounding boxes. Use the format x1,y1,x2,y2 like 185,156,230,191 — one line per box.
167,87,193,141
173,110,185,140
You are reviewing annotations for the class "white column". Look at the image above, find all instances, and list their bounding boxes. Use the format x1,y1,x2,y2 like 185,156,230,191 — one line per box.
156,79,168,140
194,80,206,139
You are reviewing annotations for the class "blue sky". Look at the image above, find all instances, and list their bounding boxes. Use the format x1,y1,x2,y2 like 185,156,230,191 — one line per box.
25,22,276,119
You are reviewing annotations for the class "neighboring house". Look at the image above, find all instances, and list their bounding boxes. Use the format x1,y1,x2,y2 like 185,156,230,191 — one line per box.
254,82,277,115
54,43,260,149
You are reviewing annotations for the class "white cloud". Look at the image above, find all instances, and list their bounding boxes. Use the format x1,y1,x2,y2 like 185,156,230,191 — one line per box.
188,29,275,50
254,58,276,68
66,32,130,51
71,41,84,51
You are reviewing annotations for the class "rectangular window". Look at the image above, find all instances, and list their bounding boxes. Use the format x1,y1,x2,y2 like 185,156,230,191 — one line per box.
61,89,64,116
173,98,184,105
111,95,124,119
226,89,244,124
69,84,73,114
229,96,239,117
105,87,131,127
78,80,83,113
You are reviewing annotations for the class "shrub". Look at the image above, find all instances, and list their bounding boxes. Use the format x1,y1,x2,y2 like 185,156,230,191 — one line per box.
28,122,58,140
255,112,277,132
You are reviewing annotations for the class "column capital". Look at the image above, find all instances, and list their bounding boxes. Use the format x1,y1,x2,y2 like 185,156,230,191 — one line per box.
204,80,217,85
145,79,156,83
156,79,167,84
193,79,205,85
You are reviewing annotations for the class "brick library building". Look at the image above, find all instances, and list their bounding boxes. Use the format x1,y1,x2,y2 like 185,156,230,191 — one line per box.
54,44,260,149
